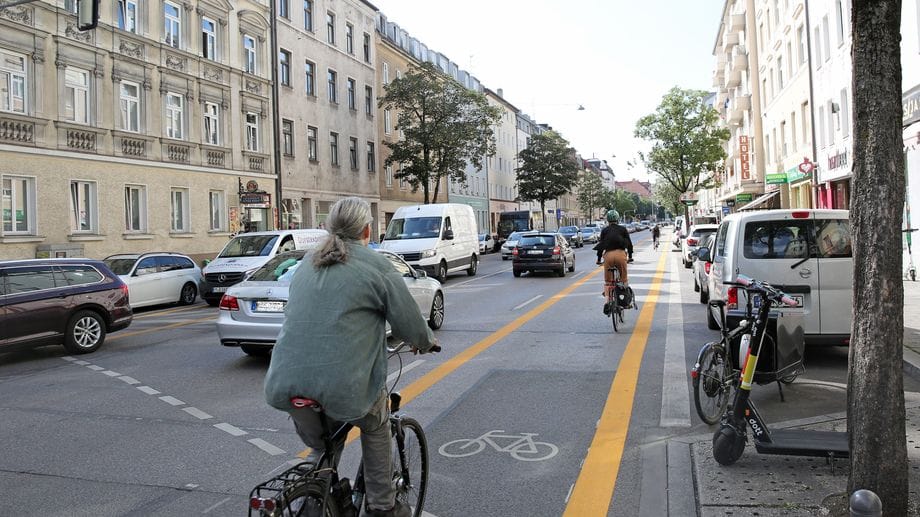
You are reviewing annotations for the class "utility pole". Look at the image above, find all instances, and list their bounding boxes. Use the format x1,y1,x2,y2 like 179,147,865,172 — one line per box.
269,0,283,229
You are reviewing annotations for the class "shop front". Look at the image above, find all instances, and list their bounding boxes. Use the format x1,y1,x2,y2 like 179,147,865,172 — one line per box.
238,180,272,233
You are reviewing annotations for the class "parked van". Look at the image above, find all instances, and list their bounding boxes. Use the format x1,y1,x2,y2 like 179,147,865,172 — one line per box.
700,209,852,346
379,203,479,282
201,229,327,305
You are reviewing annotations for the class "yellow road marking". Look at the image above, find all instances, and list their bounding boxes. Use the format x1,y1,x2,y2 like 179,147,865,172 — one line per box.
562,251,669,516
109,316,214,341
296,263,608,458
133,304,210,320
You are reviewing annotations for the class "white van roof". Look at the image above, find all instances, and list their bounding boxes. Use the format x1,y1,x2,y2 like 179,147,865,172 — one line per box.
722,209,849,223
393,203,473,217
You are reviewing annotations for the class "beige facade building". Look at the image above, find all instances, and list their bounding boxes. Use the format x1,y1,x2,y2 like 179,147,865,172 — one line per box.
0,0,275,262
275,0,380,232
485,88,519,233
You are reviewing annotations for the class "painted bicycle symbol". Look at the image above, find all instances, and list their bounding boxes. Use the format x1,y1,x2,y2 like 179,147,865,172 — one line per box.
438,430,559,461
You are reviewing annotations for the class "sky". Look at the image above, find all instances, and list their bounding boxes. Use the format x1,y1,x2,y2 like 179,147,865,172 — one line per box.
371,0,725,182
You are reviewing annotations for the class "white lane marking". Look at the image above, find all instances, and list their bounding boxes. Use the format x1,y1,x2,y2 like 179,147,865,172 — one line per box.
387,360,424,384
118,376,141,385
62,356,77,362
215,422,248,436
660,253,691,428
137,386,160,395
102,370,121,377
445,268,509,289
448,283,504,289
73,360,90,365
248,438,287,456
202,497,232,514
183,407,213,420
513,295,543,311
86,365,105,371
159,395,185,406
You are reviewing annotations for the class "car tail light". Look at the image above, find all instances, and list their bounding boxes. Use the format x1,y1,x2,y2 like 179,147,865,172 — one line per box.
791,211,810,219
704,262,712,274
120,283,129,300
687,237,698,246
727,286,738,310
219,294,239,311
512,247,519,256
250,497,276,512
552,246,561,255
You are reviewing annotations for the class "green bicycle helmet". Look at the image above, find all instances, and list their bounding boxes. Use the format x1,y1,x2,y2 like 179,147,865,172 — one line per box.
605,209,620,223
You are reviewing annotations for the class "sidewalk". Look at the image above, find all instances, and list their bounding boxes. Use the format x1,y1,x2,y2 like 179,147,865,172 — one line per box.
667,279,920,516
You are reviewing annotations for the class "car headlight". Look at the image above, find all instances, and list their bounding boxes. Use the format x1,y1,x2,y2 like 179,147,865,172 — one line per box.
421,249,436,258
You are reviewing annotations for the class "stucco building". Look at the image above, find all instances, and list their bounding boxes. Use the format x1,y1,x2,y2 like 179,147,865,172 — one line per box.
485,88,520,234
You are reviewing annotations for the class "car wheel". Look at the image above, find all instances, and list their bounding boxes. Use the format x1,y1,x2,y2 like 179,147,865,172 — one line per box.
428,291,444,330
178,282,197,305
558,260,566,277
694,276,700,292
241,344,271,357
513,269,521,277
467,255,478,276
568,256,576,272
436,261,448,283
64,310,106,354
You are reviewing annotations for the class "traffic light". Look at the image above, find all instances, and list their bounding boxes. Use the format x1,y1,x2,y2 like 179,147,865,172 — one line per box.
76,0,99,31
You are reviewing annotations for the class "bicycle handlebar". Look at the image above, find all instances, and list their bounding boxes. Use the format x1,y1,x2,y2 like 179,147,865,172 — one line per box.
735,274,799,307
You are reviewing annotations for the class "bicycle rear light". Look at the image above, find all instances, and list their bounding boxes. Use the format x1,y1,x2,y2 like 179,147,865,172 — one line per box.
219,294,239,311
727,286,738,310
250,497,276,512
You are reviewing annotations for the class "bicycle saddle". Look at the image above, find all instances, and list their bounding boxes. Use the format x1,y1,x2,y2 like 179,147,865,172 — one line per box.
291,397,322,410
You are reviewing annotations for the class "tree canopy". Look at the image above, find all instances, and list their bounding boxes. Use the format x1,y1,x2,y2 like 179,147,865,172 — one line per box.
378,62,502,203
516,130,581,229
576,170,607,222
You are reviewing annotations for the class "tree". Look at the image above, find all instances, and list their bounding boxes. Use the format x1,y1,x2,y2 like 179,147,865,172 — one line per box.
847,1,906,513
634,87,729,222
577,170,606,221
379,62,502,203
654,180,683,217
612,190,637,221
516,131,581,229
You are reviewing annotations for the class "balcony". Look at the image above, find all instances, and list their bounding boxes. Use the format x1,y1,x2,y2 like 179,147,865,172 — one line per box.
713,68,725,87
728,94,751,124
731,45,748,70
0,117,34,144
729,13,746,33
724,63,742,88
722,32,739,53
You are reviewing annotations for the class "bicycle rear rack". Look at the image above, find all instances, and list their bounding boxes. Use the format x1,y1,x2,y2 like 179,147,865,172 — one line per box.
248,461,318,516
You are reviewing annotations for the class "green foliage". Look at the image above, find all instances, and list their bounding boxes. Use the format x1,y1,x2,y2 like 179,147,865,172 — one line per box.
379,62,503,203
516,130,581,228
576,171,606,221
654,181,683,217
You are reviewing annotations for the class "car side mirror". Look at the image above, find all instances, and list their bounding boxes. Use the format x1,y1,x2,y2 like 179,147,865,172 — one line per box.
697,247,712,263
443,229,454,240
415,269,427,279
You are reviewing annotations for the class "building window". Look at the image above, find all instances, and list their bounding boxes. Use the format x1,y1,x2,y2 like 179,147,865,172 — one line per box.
791,114,797,152
814,27,823,65
776,56,784,90
385,165,393,187
120,81,140,132
201,17,217,60
164,1,182,48
204,101,220,145
0,50,26,114
363,32,371,63
818,105,826,147
347,78,356,109
329,132,339,165
827,101,835,145
279,49,291,86
117,0,138,33
165,92,184,139
327,69,337,103
2,176,34,234
786,41,794,75
305,61,315,95
279,0,289,19
384,109,391,135
170,187,190,232
364,85,373,115
70,180,97,233
366,141,375,172
307,125,317,161
245,112,259,151
780,121,787,157
840,89,850,138
796,25,806,65
64,67,89,124
345,23,354,54
243,35,257,74
382,62,389,84
326,12,335,45
209,190,225,231
124,184,147,232
801,101,810,147
282,119,294,156
349,136,358,169
822,16,831,60
835,0,845,45
303,0,313,31
64,0,77,13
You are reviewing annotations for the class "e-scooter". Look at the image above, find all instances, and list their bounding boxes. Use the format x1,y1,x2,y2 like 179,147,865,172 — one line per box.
712,275,849,466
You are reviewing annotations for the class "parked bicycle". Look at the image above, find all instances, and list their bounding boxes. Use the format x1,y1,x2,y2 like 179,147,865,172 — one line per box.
249,341,439,517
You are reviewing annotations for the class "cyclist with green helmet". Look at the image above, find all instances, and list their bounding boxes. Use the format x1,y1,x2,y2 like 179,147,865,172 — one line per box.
593,209,634,312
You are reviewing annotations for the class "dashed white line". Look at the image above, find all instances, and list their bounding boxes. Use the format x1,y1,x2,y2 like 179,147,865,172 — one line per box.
137,386,160,395
86,365,105,371
202,497,232,514
214,422,248,437
62,356,77,362
183,407,213,420
159,395,185,406
386,360,424,384
118,376,140,385
248,438,287,456
513,295,543,311
73,360,90,365
102,370,121,377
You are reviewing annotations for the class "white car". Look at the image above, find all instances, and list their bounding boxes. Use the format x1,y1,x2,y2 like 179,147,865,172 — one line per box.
216,249,445,356
104,252,202,309
501,231,526,260
479,233,495,254
681,224,719,268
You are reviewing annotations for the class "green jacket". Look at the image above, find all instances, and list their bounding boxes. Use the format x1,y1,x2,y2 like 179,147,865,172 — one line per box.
264,242,436,421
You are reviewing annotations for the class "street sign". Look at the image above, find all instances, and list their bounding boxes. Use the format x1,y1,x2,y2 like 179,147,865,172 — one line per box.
736,193,754,203
679,192,699,205
798,157,816,174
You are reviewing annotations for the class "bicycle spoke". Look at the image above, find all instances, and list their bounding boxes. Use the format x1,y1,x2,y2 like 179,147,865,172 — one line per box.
393,418,428,517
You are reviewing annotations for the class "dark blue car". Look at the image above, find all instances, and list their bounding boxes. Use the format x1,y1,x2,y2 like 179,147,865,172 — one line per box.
558,226,584,248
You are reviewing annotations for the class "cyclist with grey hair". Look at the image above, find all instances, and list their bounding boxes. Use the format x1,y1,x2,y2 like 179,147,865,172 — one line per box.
264,196,438,517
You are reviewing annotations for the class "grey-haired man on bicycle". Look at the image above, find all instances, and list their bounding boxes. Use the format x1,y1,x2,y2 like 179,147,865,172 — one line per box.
264,197,438,517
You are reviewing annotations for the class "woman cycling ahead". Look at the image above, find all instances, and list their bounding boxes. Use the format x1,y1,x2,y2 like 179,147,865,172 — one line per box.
593,209,634,314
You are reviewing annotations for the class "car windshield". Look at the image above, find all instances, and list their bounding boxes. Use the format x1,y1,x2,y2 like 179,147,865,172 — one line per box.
479,234,489,241
384,217,442,240
560,226,577,233
519,235,555,246
248,252,306,281
218,235,279,258
507,232,523,242
104,258,137,275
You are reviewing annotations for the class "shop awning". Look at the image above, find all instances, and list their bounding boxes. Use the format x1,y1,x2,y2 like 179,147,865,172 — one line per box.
737,190,779,211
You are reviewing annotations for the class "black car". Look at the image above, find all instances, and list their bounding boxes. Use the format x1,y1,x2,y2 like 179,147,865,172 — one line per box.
512,232,576,277
0,259,133,354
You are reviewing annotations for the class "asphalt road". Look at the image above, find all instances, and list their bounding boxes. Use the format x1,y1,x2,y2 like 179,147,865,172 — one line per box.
2,229,916,516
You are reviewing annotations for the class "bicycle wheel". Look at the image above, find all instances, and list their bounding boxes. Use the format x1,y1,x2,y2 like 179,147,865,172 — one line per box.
393,417,428,517
611,303,619,332
283,479,340,517
693,345,733,425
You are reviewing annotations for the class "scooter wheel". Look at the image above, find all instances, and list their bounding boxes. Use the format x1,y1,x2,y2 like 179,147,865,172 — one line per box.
712,424,746,466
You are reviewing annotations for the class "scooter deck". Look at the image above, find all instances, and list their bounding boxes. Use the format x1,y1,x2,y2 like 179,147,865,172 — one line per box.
754,429,849,458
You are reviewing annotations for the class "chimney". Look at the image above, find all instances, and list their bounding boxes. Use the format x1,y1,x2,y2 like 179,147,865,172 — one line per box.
497,88,503,98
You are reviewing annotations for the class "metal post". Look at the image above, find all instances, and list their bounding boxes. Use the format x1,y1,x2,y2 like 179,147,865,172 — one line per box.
269,0,283,230
803,0,820,208
849,489,882,516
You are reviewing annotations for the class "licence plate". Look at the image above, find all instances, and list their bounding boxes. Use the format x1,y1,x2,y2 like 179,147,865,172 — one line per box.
753,294,803,309
253,300,286,312
212,286,227,293
527,250,543,255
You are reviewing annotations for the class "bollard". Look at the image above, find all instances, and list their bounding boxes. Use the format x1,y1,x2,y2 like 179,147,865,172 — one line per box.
850,489,882,516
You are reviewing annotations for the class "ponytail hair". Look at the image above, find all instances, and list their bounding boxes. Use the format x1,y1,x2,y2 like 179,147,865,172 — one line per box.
313,197,373,267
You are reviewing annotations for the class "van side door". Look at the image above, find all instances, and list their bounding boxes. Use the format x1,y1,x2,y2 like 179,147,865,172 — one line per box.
814,217,854,339
708,221,731,303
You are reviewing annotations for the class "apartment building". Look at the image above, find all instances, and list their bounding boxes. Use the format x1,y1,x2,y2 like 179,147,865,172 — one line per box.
485,88,520,234
904,0,920,238
0,0,273,261
274,0,379,231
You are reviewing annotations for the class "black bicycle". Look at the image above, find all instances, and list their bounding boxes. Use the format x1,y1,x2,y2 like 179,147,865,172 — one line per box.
605,265,635,332
249,341,438,517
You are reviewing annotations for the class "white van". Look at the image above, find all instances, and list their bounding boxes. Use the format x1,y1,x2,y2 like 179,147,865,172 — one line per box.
201,229,327,305
379,203,479,282
701,209,852,346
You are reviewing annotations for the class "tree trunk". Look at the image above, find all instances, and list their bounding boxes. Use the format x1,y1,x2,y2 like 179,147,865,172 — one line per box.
848,1,906,513
540,199,546,230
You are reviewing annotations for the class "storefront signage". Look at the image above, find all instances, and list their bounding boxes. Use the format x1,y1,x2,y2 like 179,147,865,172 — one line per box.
736,193,754,203
828,150,849,171
904,84,920,127
766,173,788,184
725,199,736,207
739,135,751,180
241,192,271,207
246,180,260,192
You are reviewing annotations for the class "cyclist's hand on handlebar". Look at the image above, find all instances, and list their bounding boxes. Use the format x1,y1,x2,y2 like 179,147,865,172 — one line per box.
412,338,441,354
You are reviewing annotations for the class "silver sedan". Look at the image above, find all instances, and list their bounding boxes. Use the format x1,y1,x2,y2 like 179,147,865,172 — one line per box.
216,249,445,356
